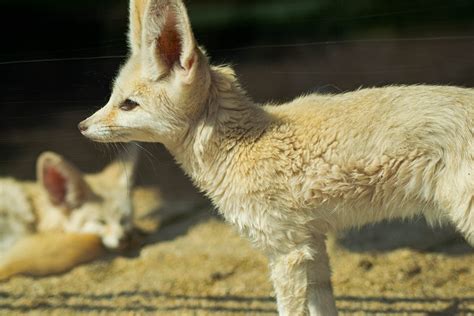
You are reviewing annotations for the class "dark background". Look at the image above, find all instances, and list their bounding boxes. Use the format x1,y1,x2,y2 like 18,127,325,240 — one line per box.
1,0,474,194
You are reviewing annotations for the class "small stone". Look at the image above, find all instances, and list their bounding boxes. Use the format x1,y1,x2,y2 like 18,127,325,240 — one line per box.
407,265,421,276
358,259,374,271
401,264,422,279
454,267,469,275
210,272,225,281
209,270,235,282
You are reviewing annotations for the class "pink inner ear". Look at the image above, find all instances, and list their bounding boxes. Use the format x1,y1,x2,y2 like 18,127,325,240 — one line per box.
43,166,67,205
158,9,182,69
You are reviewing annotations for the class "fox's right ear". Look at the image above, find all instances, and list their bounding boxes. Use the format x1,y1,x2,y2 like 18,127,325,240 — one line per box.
37,152,91,211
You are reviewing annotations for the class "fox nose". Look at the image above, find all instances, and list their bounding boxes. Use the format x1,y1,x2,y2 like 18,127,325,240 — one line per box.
78,121,88,133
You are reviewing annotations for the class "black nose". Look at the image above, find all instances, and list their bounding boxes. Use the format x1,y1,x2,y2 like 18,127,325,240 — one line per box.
78,121,88,133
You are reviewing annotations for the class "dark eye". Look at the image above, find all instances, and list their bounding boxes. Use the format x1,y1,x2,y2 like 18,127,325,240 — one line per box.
120,99,139,111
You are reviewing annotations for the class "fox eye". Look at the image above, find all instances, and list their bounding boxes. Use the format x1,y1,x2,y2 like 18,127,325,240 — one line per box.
120,99,139,111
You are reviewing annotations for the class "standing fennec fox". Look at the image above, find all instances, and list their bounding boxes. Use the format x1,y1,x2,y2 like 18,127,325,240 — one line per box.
79,0,474,314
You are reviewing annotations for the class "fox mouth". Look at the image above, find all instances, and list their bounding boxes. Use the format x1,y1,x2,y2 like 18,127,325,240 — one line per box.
80,126,131,143
102,233,132,251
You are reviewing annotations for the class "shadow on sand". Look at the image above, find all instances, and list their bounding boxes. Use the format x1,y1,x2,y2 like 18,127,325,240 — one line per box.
0,290,472,315
337,218,473,255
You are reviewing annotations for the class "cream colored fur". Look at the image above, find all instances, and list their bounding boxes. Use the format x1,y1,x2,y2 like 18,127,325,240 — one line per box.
0,178,35,253
0,232,104,281
79,0,474,314
0,151,137,252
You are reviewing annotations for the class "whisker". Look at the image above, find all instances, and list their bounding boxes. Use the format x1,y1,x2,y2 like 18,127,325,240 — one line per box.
105,143,116,162
133,142,156,160
133,142,158,176
118,143,133,193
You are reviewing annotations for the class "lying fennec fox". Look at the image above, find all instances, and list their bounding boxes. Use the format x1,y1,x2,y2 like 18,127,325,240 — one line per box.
0,151,137,280
0,150,137,253
79,0,474,314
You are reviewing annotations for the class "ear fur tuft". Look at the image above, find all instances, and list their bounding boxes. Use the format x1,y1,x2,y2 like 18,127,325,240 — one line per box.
139,0,198,78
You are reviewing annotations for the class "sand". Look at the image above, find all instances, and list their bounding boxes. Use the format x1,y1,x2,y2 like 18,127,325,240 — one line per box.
0,192,472,316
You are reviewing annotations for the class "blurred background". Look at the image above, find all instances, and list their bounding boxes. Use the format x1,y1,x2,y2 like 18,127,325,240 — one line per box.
1,0,474,185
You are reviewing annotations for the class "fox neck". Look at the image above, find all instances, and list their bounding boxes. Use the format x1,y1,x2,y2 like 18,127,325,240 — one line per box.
169,66,272,201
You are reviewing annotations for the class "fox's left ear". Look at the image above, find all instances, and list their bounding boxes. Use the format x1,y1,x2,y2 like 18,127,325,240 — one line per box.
140,0,200,82
100,145,140,191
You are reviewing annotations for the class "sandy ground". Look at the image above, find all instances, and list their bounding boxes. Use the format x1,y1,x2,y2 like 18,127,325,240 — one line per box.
0,192,472,315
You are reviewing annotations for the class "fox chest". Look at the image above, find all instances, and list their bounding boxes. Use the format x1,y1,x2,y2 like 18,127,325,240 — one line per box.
221,202,281,252
214,191,310,254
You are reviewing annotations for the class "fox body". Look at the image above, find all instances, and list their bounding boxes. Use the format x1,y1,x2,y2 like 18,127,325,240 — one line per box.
79,0,474,314
0,151,136,252
0,232,104,281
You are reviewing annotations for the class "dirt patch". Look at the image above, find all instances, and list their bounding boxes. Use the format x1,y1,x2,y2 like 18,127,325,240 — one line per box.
0,210,472,315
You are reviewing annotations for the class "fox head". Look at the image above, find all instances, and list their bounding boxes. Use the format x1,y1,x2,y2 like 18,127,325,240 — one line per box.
37,150,138,249
79,0,212,149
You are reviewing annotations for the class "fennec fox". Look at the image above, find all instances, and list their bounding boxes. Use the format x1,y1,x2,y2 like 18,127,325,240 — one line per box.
0,150,137,252
79,0,474,314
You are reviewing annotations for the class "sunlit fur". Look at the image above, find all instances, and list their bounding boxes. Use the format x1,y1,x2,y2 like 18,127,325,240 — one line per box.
0,151,136,251
0,232,103,281
80,0,474,315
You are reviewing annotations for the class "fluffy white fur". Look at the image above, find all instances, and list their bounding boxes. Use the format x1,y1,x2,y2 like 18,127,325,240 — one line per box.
0,178,35,253
79,0,474,314
0,151,137,251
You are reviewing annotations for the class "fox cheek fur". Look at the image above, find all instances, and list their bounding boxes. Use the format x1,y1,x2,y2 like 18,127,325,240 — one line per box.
79,76,210,145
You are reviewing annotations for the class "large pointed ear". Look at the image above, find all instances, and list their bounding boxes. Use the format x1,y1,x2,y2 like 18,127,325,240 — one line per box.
128,0,148,55
37,152,91,211
141,0,199,81
100,145,139,191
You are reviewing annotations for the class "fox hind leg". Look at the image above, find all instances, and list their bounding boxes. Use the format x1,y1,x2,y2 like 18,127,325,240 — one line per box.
457,196,474,246
436,167,474,246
